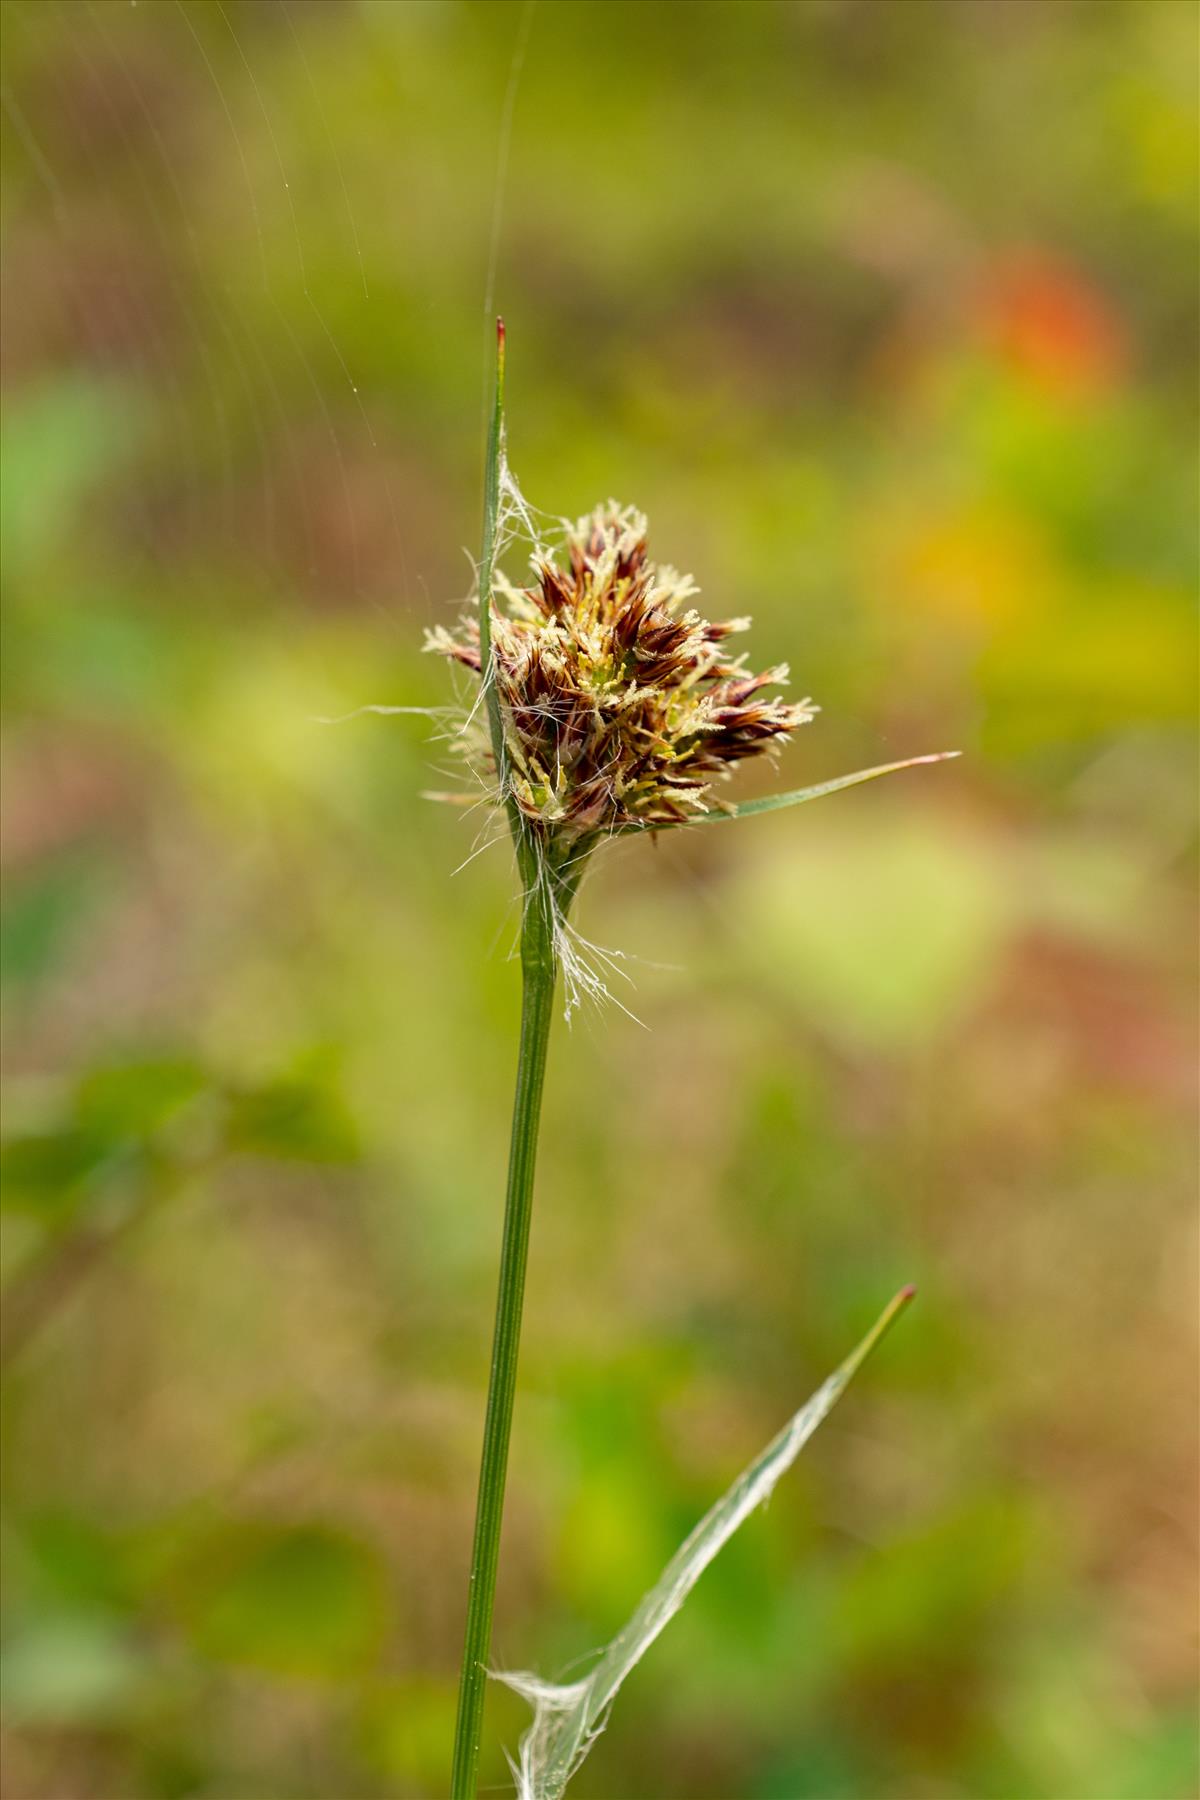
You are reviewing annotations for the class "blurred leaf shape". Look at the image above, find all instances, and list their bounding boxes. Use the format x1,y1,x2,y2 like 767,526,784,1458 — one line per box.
12,1512,135,1617
1,1057,210,1229
0,1126,115,1226
1,1051,358,1365
2,1053,356,1227
0,848,116,1000
171,1520,387,1679
73,1059,210,1141
225,1056,359,1163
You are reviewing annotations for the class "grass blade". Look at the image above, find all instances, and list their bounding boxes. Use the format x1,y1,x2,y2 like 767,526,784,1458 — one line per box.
495,1286,916,1799
680,748,964,824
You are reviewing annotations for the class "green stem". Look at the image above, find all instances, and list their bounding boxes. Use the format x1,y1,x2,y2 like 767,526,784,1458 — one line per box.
450,880,558,1799
452,319,577,1795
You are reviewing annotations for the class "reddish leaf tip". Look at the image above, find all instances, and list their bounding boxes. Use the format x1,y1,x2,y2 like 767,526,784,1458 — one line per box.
898,1283,917,1302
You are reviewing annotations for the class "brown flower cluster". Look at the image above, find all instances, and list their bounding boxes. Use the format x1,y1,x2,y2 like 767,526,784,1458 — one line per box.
427,503,814,853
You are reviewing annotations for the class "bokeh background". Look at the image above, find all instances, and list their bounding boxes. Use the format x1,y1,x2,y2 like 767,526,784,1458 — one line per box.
2,3,1197,1797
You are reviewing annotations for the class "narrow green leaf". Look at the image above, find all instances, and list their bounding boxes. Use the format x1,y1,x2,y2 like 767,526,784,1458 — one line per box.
642,752,961,832
495,1286,916,1800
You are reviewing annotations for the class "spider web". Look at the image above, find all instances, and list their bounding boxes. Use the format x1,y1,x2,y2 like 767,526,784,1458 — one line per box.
1,0,535,640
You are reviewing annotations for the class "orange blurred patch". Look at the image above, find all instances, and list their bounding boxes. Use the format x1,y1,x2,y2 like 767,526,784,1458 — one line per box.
976,252,1128,398
885,503,1058,633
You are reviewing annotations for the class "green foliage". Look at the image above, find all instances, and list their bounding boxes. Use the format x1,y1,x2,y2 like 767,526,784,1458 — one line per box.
171,1520,388,1679
1,1,1195,1797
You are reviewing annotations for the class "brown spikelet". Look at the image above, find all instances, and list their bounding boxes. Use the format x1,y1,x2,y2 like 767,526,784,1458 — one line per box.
426,502,816,852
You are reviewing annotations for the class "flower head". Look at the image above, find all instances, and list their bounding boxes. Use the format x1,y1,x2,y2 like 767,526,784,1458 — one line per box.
427,502,815,855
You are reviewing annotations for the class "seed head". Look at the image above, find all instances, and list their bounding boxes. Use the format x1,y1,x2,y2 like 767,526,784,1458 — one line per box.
427,502,815,855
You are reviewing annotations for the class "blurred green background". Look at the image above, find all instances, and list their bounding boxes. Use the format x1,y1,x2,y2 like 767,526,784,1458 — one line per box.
1,3,1196,1797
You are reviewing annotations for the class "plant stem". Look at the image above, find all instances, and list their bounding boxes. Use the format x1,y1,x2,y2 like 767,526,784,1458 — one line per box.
451,880,557,1799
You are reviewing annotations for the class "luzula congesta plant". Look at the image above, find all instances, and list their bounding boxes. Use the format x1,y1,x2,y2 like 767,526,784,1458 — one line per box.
443,324,956,1800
